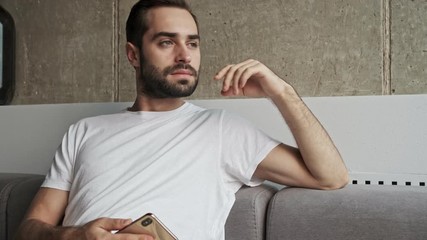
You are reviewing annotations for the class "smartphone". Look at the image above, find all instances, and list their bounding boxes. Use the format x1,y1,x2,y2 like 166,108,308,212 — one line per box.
117,213,178,240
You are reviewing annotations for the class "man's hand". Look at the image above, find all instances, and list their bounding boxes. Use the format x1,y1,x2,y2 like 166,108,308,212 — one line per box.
16,217,154,240
214,59,288,98
80,217,154,240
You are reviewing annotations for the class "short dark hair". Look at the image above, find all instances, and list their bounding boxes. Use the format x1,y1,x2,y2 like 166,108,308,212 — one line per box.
126,0,198,49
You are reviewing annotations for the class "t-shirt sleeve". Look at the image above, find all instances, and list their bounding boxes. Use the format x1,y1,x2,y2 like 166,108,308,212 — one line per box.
220,110,280,190
41,123,79,191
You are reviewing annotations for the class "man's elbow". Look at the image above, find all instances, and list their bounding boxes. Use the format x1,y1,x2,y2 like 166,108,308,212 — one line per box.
318,171,350,190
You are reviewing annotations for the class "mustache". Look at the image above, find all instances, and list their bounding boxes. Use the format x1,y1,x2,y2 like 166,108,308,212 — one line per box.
163,63,198,77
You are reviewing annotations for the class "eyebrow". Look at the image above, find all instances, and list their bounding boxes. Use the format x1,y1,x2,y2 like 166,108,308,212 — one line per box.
151,32,200,41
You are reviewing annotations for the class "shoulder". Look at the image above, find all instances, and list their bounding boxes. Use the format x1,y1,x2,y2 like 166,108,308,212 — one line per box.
187,102,254,125
186,102,224,118
68,112,129,134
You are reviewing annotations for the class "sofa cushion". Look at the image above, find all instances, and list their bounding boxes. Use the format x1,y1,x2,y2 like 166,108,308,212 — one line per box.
225,184,277,240
0,173,44,240
266,185,427,240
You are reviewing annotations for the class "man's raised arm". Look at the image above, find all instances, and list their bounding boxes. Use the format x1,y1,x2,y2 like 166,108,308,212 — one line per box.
214,59,349,190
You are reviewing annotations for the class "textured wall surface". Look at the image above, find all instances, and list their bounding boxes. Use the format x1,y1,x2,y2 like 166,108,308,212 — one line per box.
118,0,137,102
391,0,427,94
1,0,116,104
0,0,425,104
189,0,383,98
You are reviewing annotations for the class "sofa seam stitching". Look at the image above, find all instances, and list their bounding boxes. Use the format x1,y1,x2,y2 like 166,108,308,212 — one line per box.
265,188,281,240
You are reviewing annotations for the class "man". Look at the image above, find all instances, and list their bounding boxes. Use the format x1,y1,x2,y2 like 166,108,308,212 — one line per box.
16,0,348,239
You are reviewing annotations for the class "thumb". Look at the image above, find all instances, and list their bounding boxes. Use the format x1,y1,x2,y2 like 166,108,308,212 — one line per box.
95,218,133,231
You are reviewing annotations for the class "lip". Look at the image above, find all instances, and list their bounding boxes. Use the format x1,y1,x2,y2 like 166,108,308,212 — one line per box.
171,70,193,76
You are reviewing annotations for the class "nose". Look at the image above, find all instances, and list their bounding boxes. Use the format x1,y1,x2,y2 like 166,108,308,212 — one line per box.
175,44,191,64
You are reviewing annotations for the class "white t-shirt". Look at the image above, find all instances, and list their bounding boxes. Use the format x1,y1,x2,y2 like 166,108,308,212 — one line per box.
42,102,280,240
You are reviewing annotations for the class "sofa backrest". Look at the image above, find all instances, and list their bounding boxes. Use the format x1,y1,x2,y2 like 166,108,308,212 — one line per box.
1,95,426,187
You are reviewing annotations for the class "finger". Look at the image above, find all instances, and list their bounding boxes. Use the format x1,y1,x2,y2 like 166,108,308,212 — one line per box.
115,233,154,240
233,60,261,93
222,60,254,93
214,64,233,80
231,60,258,95
95,218,133,231
140,236,155,240
239,61,263,89
220,88,235,97
221,65,240,92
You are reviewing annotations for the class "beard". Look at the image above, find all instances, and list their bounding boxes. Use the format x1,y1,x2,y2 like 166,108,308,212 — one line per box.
138,55,199,99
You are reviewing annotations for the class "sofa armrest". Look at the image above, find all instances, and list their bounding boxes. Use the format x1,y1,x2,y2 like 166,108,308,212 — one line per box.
0,173,44,240
225,184,277,240
266,185,427,240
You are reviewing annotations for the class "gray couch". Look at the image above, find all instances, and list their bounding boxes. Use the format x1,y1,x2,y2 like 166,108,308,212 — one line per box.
2,173,427,240
2,96,427,239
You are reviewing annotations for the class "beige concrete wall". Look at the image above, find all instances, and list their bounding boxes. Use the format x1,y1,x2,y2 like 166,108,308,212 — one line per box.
390,0,427,94
2,0,116,104
1,0,425,105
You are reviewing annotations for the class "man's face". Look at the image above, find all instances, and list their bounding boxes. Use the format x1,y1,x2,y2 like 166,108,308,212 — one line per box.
138,7,201,98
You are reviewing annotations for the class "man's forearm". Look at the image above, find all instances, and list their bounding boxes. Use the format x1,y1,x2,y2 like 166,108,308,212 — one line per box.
15,219,79,240
271,85,348,188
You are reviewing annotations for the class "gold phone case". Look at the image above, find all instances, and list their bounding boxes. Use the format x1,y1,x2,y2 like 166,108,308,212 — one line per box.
118,213,178,240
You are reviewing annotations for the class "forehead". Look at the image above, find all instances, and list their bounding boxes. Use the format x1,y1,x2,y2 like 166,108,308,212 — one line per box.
145,7,198,36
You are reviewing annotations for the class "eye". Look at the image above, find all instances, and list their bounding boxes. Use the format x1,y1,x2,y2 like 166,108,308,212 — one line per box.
159,40,174,47
188,41,199,49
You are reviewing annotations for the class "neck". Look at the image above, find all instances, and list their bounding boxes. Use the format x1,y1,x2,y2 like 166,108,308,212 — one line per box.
128,95,186,112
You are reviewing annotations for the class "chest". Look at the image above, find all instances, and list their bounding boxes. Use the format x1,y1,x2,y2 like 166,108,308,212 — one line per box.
71,116,222,195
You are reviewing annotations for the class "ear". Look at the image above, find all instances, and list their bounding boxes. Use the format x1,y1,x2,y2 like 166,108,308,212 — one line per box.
126,42,140,68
